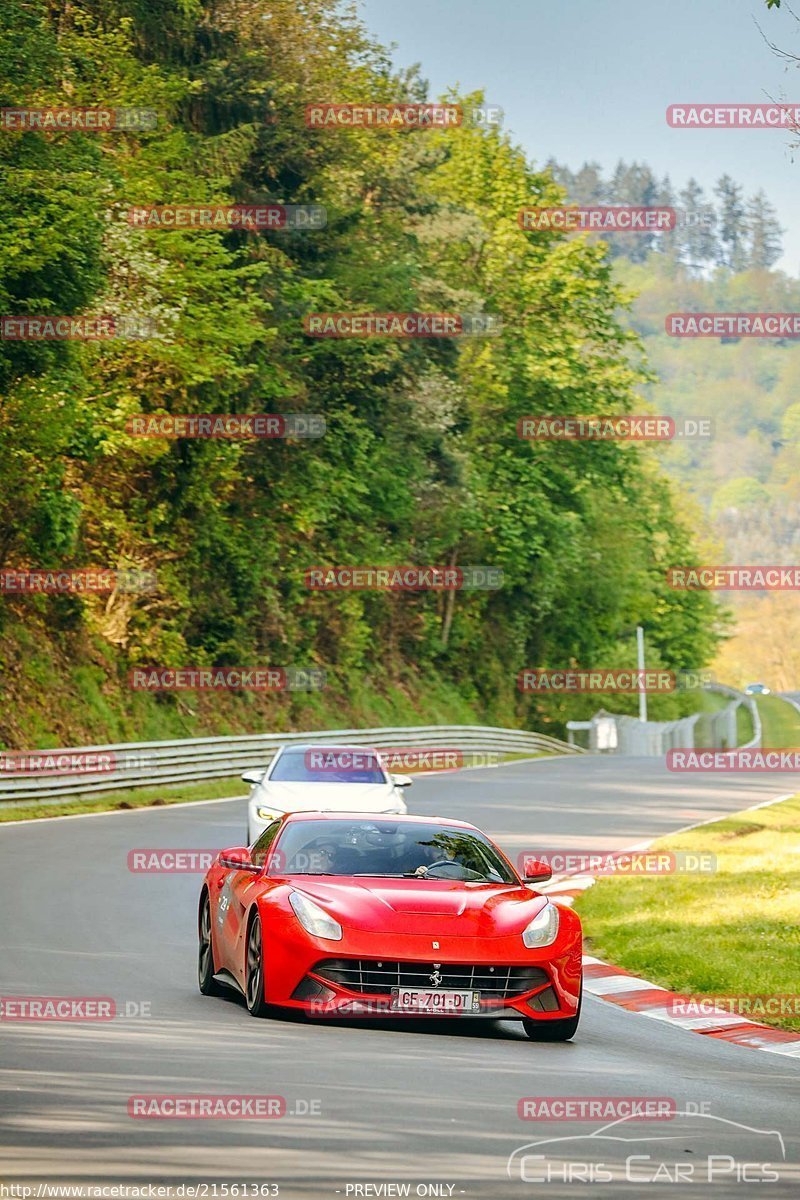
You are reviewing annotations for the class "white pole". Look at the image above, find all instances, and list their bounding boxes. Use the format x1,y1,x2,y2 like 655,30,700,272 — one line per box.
637,625,647,723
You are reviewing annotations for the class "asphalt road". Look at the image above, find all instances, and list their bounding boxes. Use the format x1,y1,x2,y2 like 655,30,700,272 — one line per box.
2,755,800,1198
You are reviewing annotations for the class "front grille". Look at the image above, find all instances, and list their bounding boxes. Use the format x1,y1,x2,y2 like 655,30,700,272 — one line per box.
314,959,548,998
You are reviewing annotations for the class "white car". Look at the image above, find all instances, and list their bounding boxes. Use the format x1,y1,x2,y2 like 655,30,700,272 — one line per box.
244,743,411,843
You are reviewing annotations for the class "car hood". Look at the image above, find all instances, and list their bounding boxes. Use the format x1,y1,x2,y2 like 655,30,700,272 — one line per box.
287,877,548,936
255,781,395,813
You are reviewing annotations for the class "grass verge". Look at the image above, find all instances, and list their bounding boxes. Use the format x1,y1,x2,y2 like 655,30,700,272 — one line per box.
574,792,800,1031
0,777,246,823
754,694,800,746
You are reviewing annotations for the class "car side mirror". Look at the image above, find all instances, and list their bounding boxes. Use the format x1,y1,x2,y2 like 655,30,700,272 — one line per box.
241,769,266,786
523,858,552,884
392,773,413,787
218,846,259,872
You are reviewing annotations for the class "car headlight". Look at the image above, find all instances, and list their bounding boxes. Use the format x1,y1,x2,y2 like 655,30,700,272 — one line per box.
255,806,281,822
522,902,559,948
289,891,343,941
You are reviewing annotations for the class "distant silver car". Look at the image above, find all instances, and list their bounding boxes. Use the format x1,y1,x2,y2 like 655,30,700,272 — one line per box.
744,682,770,696
243,744,411,843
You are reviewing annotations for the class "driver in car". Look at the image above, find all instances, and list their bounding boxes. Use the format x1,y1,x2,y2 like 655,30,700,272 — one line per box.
291,838,338,874
413,843,458,877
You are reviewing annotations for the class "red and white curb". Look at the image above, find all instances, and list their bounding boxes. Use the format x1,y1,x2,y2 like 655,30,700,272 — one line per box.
540,873,595,907
540,875,800,1058
580,955,800,1058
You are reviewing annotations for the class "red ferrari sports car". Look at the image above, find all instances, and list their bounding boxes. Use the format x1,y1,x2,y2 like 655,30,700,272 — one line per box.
198,811,583,1040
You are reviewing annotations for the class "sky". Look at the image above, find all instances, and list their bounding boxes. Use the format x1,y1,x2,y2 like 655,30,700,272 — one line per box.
357,0,800,273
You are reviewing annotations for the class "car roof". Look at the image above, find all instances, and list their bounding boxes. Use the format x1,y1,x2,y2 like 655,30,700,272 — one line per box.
281,810,479,831
275,743,382,754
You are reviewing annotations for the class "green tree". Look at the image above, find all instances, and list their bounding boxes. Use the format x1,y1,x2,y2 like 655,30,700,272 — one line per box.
715,174,748,270
677,178,717,270
710,478,771,519
0,0,724,745
745,190,783,268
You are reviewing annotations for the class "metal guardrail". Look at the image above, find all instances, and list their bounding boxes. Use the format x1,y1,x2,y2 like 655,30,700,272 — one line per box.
567,708,701,754
0,725,585,804
566,682,762,756
778,692,800,721
703,682,761,751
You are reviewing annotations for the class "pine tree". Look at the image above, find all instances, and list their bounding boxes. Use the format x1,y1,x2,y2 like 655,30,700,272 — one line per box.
570,161,606,204
545,158,572,193
714,175,747,269
678,178,717,271
745,190,783,268
609,161,659,262
653,173,679,259
617,161,658,206
657,173,675,207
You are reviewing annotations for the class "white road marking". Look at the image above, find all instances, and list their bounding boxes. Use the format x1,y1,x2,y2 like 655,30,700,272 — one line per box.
585,974,666,996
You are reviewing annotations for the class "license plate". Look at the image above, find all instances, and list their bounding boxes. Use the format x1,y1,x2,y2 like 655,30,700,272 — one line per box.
390,987,480,1013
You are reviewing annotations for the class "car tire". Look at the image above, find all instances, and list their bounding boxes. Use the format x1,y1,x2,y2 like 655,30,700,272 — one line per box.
198,890,222,996
522,982,582,1042
245,911,271,1018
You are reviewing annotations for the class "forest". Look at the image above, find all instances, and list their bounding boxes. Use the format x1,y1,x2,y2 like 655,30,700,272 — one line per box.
0,0,721,748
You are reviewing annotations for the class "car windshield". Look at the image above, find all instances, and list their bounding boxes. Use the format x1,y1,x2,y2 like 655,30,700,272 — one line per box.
269,748,387,784
272,819,516,883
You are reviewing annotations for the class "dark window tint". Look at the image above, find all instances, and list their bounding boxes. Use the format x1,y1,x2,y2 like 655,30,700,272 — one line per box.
251,819,282,867
269,748,386,784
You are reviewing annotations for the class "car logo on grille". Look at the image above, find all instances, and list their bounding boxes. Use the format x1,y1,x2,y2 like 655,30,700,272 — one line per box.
430,967,443,987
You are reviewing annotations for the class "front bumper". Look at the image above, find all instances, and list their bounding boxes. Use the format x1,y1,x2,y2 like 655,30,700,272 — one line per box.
263,907,582,1022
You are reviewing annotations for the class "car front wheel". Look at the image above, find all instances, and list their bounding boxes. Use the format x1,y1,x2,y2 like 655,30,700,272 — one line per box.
522,982,582,1042
245,912,271,1018
198,891,222,996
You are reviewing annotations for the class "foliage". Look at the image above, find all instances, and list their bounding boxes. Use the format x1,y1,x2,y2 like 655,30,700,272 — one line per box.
0,0,720,746
548,159,783,271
